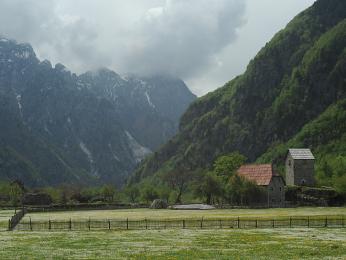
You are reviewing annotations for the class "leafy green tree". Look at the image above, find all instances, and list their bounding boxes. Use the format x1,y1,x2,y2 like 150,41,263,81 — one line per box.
194,171,223,205
226,174,244,205
124,185,140,203
213,152,247,180
157,186,171,204
101,185,117,202
140,184,158,204
9,181,24,207
226,175,266,206
163,168,193,204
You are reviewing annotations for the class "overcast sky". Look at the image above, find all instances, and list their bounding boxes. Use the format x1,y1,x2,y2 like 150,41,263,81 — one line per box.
0,0,315,96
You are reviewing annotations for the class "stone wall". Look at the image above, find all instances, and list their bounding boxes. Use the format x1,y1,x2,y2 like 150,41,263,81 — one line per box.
293,159,315,186
285,154,295,185
268,176,285,207
285,154,315,187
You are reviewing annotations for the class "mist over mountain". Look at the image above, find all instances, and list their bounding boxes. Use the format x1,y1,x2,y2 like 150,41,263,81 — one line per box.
0,37,196,186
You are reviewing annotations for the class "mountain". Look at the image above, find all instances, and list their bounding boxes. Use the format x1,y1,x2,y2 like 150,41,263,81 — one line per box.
79,70,195,150
0,38,196,187
132,0,346,190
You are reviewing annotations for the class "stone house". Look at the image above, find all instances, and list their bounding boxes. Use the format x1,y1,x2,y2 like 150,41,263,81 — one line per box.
285,149,315,186
237,164,285,207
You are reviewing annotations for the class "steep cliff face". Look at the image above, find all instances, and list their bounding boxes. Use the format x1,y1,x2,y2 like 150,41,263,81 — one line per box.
0,38,196,187
79,69,196,150
133,0,346,185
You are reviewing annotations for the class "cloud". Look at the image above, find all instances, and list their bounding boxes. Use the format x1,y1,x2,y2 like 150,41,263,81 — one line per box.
0,0,315,95
0,0,110,72
122,0,246,77
0,0,245,78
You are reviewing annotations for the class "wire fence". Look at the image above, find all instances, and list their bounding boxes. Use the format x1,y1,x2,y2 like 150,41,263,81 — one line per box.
16,215,346,231
8,208,27,231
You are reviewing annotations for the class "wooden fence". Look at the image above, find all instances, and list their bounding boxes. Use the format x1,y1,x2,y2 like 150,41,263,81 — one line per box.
16,215,345,231
8,208,27,231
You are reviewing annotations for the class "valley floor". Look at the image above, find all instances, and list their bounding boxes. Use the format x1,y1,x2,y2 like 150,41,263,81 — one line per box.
0,228,345,259
22,207,346,222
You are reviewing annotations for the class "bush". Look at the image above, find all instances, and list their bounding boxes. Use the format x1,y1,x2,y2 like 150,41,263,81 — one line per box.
22,192,53,205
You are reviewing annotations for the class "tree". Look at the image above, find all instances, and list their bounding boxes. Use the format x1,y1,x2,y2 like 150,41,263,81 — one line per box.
226,175,266,206
140,184,158,204
226,174,244,205
9,181,24,207
101,185,117,202
193,171,223,205
124,185,140,203
157,186,171,204
163,168,193,204
213,152,247,180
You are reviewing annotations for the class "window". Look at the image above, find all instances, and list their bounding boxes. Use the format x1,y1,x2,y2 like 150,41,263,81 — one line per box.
279,187,282,191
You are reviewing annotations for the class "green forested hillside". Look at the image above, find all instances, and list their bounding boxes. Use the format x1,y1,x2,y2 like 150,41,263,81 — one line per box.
132,0,346,190
258,98,346,194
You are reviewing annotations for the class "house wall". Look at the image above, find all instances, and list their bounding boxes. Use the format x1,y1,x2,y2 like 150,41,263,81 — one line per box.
267,176,285,207
293,159,315,186
285,154,295,186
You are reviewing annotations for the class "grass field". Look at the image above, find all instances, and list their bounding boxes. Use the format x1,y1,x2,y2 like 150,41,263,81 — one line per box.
0,228,345,259
0,210,14,231
22,207,346,222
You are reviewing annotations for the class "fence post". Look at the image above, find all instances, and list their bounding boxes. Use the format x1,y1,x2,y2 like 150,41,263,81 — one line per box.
255,219,257,229
69,218,72,230
325,216,328,228
88,218,91,231
342,216,344,228
145,218,147,230
200,217,204,229
237,217,240,229
183,219,185,229
108,219,111,230
127,218,129,230
289,217,292,228
272,219,274,228
307,216,310,228
49,219,51,230
29,217,32,231
219,219,222,229
8,219,11,231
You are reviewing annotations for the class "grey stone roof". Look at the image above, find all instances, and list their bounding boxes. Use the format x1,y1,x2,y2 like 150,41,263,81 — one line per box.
288,148,315,160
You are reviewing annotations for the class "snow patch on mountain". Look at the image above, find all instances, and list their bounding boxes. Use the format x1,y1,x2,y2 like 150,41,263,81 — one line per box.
44,124,52,135
16,94,23,117
14,50,31,59
145,91,155,109
108,143,120,162
79,141,99,177
125,131,152,162
79,142,94,164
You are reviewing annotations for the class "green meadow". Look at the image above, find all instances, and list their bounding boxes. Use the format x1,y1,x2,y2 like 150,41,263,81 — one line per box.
0,210,14,231
0,207,344,259
22,207,346,222
0,228,345,259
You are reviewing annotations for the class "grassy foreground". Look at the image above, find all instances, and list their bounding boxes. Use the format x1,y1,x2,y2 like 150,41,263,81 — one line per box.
23,207,346,222
0,228,345,259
